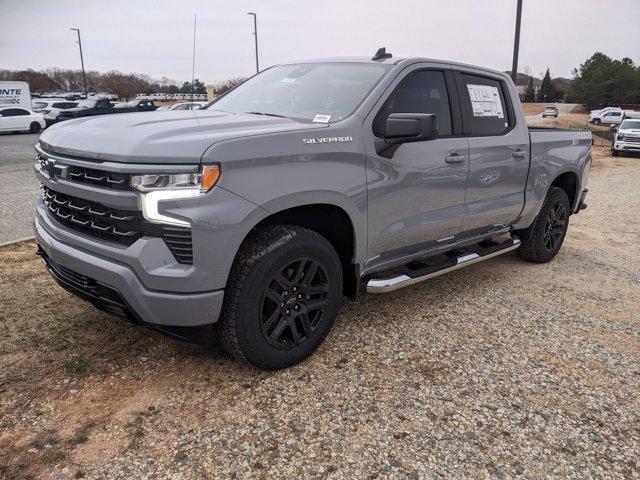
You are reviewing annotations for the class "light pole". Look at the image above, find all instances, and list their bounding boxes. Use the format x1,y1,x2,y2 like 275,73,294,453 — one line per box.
247,12,259,74
511,0,523,84
70,28,88,98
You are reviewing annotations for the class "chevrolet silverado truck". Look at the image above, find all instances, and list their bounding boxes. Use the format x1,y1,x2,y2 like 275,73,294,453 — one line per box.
34,50,591,369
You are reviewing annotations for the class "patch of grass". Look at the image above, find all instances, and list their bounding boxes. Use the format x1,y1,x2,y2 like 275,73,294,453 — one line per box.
63,355,91,377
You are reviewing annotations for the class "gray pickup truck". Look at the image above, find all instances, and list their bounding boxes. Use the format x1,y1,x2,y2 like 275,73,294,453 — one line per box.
34,50,591,369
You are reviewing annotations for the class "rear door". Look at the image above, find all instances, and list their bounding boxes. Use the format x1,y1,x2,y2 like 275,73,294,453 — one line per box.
363,64,469,270
454,69,530,237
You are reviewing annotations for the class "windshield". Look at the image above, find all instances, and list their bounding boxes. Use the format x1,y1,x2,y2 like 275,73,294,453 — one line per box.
204,63,390,123
76,100,96,108
33,102,47,109
621,120,640,130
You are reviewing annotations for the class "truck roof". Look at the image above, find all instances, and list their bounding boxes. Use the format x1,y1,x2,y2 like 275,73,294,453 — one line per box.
276,56,512,82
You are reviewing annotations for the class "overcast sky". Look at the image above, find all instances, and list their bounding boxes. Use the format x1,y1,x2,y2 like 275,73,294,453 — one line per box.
1,0,639,84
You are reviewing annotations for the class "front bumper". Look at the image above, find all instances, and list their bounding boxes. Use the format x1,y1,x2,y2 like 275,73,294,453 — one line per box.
613,140,640,153
34,215,224,327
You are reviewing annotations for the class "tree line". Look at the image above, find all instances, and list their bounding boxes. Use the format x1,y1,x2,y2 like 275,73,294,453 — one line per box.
0,68,245,100
566,53,640,109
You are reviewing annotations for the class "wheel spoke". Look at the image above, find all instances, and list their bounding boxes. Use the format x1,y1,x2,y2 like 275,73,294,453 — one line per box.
262,309,282,332
305,298,329,312
292,259,308,283
267,318,288,343
297,313,313,337
302,261,319,284
305,283,329,295
273,273,291,291
289,320,303,344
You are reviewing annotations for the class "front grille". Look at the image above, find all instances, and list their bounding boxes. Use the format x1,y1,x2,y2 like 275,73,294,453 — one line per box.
42,186,193,264
37,152,131,191
37,247,136,320
624,137,640,144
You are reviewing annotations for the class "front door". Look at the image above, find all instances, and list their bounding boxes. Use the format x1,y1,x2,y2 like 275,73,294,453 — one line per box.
363,65,469,272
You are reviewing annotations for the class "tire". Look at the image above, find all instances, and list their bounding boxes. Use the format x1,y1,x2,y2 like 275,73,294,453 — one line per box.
515,187,571,263
216,225,343,370
612,149,619,157
29,122,41,133
592,118,601,125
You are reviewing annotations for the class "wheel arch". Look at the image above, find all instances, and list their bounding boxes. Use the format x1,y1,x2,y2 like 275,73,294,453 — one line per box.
242,201,361,299
550,170,580,210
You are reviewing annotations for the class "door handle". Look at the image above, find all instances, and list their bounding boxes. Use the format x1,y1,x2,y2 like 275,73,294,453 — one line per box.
512,149,527,158
445,154,467,164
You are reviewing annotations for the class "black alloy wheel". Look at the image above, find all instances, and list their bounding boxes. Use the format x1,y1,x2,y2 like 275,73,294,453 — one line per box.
542,202,567,253
259,257,329,349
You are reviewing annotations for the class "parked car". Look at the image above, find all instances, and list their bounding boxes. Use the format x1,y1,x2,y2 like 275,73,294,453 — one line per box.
31,99,78,126
57,99,115,119
114,99,158,112
542,105,558,118
34,51,592,369
0,106,45,133
157,101,208,111
612,119,640,156
591,109,624,126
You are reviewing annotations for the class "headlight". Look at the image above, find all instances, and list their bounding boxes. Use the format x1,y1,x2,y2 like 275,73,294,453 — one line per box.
617,134,625,140
131,165,220,226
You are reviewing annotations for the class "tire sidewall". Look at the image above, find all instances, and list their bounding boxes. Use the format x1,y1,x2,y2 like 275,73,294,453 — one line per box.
531,188,571,262
232,231,342,369
30,122,41,133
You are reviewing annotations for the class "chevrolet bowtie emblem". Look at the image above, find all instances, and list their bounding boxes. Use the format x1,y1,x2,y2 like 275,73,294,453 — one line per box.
44,158,69,180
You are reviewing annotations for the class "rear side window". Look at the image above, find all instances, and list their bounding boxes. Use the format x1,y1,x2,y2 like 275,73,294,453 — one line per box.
374,70,452,137
2,108,29,116
458,73,512,136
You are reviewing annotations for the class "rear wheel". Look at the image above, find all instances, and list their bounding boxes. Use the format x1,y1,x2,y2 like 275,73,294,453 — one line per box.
515,187,570,263
29,122,41,133
217,225,343,370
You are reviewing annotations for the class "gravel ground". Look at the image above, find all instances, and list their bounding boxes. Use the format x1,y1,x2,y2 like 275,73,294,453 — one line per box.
0,132,41,243
0,148,639,479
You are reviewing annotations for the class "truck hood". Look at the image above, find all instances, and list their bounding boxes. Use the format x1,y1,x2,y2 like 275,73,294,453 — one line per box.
40,110,328,164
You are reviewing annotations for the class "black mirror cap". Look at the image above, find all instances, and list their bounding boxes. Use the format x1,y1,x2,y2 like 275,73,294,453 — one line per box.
384,113,438,144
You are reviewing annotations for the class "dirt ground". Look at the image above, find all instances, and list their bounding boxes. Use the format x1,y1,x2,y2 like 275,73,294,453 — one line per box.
521,103,550,116
1,146,639,479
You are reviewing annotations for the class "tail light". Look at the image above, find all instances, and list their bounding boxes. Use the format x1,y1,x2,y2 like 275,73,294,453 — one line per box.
42,109,52,115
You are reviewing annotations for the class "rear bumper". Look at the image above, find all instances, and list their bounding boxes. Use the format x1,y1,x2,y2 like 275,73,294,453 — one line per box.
34,216,224,327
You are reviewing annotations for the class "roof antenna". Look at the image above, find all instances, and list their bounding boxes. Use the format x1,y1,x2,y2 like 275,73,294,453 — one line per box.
372,47,392,61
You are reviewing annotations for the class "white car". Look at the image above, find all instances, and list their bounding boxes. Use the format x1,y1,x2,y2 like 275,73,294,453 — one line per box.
0,106,46,133
156,101,208,111
31,99,78,125
612,119,640,157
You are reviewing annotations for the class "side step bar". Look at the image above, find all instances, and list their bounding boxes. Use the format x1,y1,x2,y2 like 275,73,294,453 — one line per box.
366,237,521,294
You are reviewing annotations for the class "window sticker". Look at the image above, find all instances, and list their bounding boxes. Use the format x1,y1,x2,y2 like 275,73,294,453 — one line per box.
313,114,331,123
467,84,504,118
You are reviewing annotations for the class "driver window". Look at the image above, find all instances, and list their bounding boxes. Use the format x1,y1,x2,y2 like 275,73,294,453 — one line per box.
373,70,452,137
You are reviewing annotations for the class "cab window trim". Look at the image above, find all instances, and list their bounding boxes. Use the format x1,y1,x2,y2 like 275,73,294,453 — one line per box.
372,67,464,139
453,70,516,138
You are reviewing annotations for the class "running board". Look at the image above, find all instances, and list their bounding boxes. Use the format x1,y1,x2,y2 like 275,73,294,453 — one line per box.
366,237,521,294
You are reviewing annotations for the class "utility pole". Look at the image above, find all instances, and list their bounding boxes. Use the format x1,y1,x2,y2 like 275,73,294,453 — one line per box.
70,28,88,98
191,13,197,102
247,12,259,74
511,0,523,84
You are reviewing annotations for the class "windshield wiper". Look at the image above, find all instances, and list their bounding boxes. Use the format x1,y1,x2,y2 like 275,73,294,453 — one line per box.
245,111,287,118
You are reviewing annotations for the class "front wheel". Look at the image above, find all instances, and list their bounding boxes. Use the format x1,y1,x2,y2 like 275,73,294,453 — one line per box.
592,118,601,125
611,149,619,157
514,187,570,263
217,225,343,370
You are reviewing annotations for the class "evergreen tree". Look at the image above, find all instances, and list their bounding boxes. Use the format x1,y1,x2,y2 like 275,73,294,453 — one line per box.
567,52,640,108
524,76,535,102
539,68,553,102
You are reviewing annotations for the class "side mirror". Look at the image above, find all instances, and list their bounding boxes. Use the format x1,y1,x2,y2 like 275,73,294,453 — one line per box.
383,113,438,144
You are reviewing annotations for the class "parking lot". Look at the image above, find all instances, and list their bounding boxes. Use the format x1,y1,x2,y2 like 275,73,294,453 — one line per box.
0,133,41,244
1,141,639,478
